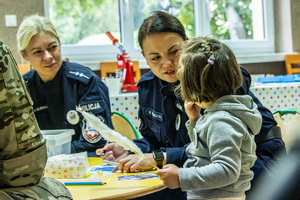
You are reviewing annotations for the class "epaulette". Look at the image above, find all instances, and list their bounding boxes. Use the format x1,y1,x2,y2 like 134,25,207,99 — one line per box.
64,62,94,85
137,70,156,86
22,70,35,85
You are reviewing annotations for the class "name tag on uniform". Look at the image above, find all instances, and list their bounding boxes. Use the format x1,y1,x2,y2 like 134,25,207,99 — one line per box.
144,108,163,122
33,105,48,112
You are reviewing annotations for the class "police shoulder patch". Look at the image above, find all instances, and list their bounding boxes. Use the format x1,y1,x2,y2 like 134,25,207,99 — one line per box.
81,116,105,143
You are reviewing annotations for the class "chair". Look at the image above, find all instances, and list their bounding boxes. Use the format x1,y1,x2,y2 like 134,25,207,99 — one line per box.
284,54,300,75
100,61,141,83
111,111,139,140
272,108,300,151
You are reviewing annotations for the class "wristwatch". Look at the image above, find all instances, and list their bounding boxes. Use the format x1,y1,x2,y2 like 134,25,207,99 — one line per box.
152,150,164,169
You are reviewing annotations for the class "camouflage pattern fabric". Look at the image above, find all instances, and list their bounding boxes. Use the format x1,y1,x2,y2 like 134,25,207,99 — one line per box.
0,177,72,200
0,39,47,188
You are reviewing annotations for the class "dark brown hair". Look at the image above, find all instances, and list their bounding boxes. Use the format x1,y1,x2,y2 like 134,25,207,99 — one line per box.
138,11,186,50
176,37,243,103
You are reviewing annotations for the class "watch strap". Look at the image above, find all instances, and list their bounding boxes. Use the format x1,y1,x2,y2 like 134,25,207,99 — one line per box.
153,150,164,169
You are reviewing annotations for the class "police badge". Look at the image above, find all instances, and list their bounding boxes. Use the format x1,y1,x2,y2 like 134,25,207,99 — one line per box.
67,110,80,125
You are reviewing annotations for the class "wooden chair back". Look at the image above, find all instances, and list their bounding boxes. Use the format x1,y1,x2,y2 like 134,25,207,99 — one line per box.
100,61,141,83
273,109,300,152
111,111,139,140
284,54,300,75
17,63,31,75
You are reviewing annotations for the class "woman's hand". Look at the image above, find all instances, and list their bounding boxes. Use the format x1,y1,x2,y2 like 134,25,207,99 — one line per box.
112,153,155,173
95,143,128,162
155,164,180,189
184,101,200,122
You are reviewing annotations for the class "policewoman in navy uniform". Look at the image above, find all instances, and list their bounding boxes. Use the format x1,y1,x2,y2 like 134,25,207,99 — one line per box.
17,15,113,156
97,11,286,200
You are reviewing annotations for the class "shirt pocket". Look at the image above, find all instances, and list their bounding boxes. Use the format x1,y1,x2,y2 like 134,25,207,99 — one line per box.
140,107,163,140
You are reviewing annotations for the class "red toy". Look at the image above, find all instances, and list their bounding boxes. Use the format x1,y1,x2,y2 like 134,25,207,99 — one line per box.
106,31,137,92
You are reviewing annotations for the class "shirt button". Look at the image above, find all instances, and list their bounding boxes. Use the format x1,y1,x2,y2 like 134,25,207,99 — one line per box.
164,137,169,146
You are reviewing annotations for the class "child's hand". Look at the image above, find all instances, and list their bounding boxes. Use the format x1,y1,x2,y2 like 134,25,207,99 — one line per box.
155,164,180,189
184,101,200,122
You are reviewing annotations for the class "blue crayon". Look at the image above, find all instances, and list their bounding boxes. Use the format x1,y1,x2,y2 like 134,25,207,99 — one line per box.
64,182,106,186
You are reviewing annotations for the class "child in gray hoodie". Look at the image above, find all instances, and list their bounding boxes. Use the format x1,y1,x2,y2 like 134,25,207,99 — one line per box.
156,37,262,200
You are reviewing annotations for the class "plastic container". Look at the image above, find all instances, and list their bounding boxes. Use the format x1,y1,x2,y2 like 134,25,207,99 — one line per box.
41,129,75,157
257,74,300,83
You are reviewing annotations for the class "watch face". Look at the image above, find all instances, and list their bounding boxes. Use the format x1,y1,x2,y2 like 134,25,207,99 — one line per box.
153,150,164,160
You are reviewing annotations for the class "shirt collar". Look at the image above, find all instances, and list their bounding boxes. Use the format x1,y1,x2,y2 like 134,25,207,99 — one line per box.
160,80,180,97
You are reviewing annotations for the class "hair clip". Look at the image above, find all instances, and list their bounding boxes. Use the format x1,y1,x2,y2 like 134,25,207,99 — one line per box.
207,55,215,65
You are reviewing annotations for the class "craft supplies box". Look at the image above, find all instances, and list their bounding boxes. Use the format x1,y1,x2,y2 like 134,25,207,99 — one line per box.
41,129,75,157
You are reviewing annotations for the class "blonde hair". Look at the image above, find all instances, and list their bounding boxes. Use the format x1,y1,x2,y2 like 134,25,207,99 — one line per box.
176,37,243,103
17,14,60,54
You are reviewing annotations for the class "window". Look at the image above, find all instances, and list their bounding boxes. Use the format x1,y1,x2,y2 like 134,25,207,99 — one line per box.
44,0,275,68
48,0,120,45
196,0,275,55
131,0,195,49
44,0,121,63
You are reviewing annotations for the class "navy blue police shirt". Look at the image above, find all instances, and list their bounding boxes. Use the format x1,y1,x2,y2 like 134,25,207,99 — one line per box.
133,67,277,167
23,61,113,155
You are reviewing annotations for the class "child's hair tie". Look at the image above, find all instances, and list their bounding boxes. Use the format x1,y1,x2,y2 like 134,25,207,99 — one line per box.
207,55,215,65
